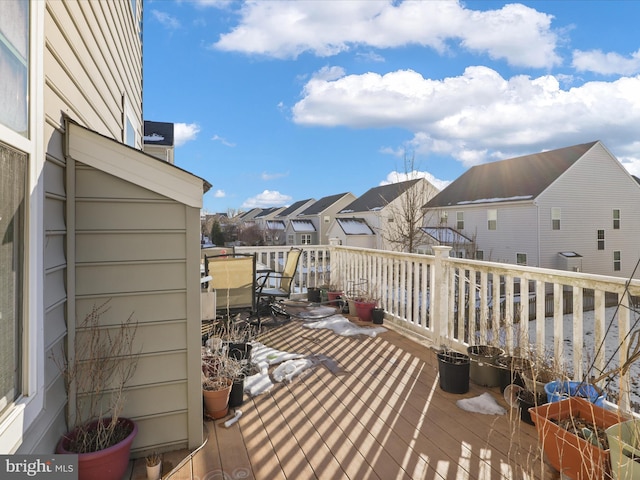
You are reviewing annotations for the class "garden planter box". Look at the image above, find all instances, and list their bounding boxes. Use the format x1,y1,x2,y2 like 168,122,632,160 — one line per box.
529,396,625,480
605,418,640,480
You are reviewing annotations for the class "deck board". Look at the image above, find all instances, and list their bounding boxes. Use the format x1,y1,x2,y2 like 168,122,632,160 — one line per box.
140,317,550,480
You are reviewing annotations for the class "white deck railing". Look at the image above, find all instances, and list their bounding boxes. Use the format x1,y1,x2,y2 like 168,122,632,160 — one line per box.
237,244,640,412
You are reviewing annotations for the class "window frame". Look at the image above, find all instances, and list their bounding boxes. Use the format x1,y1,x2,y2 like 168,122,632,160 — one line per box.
456,211,464,230
487,209,497,231
597,229,605,250
301,234,312,245
613,209,620,230
551,207,561,231
614,251,621,271
516,253,527,266
475,250,484,260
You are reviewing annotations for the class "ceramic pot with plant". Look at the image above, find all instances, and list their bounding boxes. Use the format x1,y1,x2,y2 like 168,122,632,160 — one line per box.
202,350,243,419
53,301,139,480
145,452,161,480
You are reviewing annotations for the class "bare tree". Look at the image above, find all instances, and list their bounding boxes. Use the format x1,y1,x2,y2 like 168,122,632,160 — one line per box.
381,153,440,253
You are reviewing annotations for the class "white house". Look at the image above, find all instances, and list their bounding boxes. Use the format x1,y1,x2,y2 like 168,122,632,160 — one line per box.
1,0,207,456
424,141,640,279
328,179,439,251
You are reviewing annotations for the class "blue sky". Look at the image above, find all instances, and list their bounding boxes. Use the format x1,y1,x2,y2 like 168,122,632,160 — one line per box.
142,1,640,214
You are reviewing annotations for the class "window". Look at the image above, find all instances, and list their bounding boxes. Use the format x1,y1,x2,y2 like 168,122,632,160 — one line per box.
487,209,497,231
456,211,464,230
475,250,484,260
597,230,605,250
551,207,561,230
0,141,26,417
0,0,29,135
301,234,311,245
613,209,620,230
614,251,621,271
123,97,139,148
516,253,527,265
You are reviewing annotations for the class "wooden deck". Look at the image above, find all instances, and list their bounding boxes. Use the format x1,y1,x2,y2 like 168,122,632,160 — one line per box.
128,316,555,480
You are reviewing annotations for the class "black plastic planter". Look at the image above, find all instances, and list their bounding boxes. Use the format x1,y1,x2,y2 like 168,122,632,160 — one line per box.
437,351,470,394
372,308,384,324
229,376,245,408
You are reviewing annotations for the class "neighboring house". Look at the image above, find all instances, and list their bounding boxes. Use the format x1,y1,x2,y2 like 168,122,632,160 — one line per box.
424,141,640,279
1,1,207,456
288,192,356,245
268,199,315,246
143,120,175,164
252,207,285,245
328,179,439,251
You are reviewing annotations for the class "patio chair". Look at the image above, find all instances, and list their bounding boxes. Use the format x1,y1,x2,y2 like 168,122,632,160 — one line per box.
205,253,256,317
252,247,302,327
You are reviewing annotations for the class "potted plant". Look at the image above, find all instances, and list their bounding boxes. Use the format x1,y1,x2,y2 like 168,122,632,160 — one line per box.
436,349,470,394
467,345,505,387
202,349,243,419
145,452,162,480
54,301,139,480
353,293,378,322
529,396,625,480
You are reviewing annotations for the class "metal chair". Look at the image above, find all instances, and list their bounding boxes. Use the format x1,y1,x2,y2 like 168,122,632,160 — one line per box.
252,248,302,326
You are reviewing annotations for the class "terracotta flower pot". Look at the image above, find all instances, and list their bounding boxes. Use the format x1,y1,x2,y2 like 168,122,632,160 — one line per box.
56,417,137,480
529,396,625,480
203,378,233,419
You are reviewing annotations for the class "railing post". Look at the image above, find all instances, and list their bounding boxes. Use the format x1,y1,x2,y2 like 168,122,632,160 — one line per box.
432,246,452,348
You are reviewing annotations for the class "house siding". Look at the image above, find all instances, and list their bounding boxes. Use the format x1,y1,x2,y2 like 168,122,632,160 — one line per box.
9,0,145,455
449,203,539,265
536,143,640,278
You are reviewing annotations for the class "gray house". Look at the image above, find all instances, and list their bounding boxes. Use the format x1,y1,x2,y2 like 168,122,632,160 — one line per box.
286,192,356,245
424,141,640,279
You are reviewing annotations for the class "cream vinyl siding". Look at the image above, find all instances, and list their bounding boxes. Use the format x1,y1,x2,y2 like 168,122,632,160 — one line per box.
33,0,142,455
446,203,539,266
72,160,202,454
44,1,142,141
536,143,640,278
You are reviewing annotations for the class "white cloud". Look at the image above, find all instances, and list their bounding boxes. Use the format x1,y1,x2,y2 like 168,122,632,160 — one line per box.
213,189,226,198
151,10,181,30
241,190,292,209
572,49,640,76
174,123,201,147
293,66,640,167
261,172,288,181
213,1,560,68
381,170,450,192
211,134,236,147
